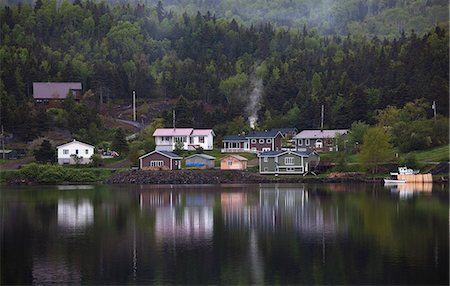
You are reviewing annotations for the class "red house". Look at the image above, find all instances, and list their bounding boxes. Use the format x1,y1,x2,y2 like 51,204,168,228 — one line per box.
139,150,182,170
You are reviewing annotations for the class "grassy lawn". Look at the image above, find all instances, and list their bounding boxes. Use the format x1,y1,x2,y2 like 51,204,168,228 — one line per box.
405,145,449,162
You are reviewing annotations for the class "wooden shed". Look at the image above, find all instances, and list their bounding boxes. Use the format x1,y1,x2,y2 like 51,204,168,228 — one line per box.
220,155,248,170
185,154,216,169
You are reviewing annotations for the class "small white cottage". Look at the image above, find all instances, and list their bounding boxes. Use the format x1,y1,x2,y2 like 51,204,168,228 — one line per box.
56,139,95,165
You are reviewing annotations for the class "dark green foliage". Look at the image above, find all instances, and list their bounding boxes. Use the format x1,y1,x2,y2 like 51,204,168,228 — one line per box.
33,140,56,163
18,163,104,183
0,1,448,145
111,128,128,154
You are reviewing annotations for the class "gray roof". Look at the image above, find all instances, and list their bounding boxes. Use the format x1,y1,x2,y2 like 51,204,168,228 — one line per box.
259,150,314,157
245,130,282,138
294,129,349,139
185,154,216,160
223,134,248,141
33,82,82,100
139,150,182,160
158,151,183,159
270,128,298,134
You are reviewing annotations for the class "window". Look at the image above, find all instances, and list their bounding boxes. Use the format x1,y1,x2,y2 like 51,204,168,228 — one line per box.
150,161,164,167
262,148,270,152
199,136,205,143
263,167,268,172
75,149,79,155
164,136,171,141
285,157,294,165
251,139,256,144
298,139,303,146
63,149,69,155
263,157,268,163
266,139,272,143
228,160,233,166
305,139,310,145
85,149,89,155
259,139,264,144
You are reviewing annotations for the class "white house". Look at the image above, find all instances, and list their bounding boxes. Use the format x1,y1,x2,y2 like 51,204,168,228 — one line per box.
153,128,215,151
56,139,95,165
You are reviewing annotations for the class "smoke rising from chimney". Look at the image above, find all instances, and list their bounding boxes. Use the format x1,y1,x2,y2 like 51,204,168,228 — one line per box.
246,76,263,129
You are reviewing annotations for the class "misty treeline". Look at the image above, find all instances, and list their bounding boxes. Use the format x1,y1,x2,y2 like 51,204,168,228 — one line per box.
2,0,448,37
0,0,448,141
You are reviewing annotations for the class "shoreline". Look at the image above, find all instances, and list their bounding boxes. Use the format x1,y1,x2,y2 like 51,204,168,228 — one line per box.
105,170,384,185
3,169,448,185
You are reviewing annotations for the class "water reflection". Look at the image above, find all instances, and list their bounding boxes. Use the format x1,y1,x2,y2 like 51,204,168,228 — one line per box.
386,182,433,199
57,199,93,230
1,183,448,285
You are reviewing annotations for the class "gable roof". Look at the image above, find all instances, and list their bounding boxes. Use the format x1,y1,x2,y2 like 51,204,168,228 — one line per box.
33,82,82,100
56,139,94,149
185,154,216,160
153,128,194,137
258,150,314,157
223,134,248,141
191,129,215,136
221,154,248,161
246,129,283,138
139,150,182,160
270,128,298,134
294,129,349,139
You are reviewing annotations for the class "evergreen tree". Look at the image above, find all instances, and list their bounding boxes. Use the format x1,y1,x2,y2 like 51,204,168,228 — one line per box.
33,140,56,163
112,129,129,154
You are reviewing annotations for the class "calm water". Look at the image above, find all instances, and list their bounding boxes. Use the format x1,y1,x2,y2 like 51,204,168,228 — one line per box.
1,183,448,285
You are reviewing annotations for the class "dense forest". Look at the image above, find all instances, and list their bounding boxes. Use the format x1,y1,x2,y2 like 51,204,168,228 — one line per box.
0,0,448,144
1,0,448,37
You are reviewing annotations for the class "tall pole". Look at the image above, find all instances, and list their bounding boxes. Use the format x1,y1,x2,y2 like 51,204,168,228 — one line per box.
173,110,176,129
1,125,4,160
432,100,436,121
132,90,136,121
320,104,324,131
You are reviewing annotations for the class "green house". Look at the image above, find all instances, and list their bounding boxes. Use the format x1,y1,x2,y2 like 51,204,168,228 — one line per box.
258,150,320,175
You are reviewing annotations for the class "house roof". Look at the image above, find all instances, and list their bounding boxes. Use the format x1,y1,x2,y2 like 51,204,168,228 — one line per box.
185,154,216,160
258,150,314,157
56,139,94,149
0,150,13,154
33,82,82,99
139,150,182,160
191,129,215,136
223,134,248,141
221,154,248,161
271,128,298,134
246,130,283,138
294,129,349,139
153,128,194,137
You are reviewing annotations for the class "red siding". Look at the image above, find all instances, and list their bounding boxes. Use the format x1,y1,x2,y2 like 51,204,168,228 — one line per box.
140,153,171,170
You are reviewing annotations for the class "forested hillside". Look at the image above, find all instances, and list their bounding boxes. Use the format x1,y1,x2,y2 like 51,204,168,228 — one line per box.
0,0,448,142
1,0,448,37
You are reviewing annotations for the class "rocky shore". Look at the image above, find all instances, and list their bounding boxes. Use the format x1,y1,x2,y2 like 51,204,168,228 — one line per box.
105,170,381,184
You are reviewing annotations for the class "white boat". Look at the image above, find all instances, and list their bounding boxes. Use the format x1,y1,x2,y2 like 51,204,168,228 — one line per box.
384,178,406,184
389,166,420,176
384,166,418,185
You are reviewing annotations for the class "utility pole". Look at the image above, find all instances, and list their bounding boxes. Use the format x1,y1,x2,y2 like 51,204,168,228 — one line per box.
172,109,176,129
320,104,324,131
432,100,436,121
1,125,5,160
132,90,136,121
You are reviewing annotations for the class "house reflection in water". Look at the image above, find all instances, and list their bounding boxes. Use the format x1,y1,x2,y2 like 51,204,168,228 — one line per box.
140,191,214,245
221,185,344,238
57,199,93,230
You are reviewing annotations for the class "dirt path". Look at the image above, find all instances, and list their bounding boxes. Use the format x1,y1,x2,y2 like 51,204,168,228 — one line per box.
0,157,33,170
